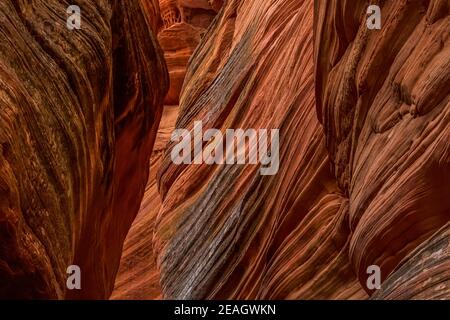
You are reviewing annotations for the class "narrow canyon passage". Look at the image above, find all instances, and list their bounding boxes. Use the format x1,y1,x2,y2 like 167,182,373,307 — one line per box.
112,105,178,299
0,0,448,300
117,0,449,300
112,0,222,299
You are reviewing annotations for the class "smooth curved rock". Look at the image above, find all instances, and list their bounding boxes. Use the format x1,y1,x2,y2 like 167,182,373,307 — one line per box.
1,0,448,301
159,0,219,104
111,105,178,300
112,0,221,300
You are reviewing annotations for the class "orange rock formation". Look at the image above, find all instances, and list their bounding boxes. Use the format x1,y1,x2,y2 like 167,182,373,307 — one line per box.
0,0,168,299
153,0,449,299
112,0,222,299
159,0,219,104
315,0,450,298
0,0,448,300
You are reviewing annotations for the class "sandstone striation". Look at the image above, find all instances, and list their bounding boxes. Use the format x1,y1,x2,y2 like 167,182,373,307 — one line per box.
154,0,366,300
112,0,222,299
314,0,449,296
372,222,450,300
0,0,448,301
153,0,449,299
112,105,178,300
0,0,167,299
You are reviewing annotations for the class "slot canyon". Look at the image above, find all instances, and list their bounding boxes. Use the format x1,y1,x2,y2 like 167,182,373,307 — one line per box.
0,0,448,300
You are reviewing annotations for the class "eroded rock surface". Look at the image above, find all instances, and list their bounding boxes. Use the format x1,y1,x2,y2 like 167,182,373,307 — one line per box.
159,0,219,104
112,105,178,300
315,0,449,297
1,0,448,301
0,0,167,299
154,0,366,300
372,222,449,300
112,0,222,300
154,0,449,299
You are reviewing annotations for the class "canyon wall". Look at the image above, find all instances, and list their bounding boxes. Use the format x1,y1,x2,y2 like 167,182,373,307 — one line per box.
0,0,448,300
153,0,448,299
0,0,167,299
372,222,449,299
159,0,220,104
314,0,449,298
112,0,222,299
154,0,366,299
112,105,178,299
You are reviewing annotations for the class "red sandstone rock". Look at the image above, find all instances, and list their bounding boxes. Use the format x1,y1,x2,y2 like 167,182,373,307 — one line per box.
158,0,219,104
111,105,178,300
153,0,448,300
0,0,167,299
208,0,224,12
372,222,450,300
0,0,448,301
112,0,221,299
154,0,366,300
314,0,449,296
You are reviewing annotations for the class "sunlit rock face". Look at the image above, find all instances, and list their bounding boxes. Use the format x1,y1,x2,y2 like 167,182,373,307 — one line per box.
159,0,219,104
314,0,449,297
0,0,168,299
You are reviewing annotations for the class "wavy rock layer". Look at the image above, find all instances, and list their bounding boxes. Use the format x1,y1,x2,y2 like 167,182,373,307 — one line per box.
153,0,449,299
0,0,167,299
372,222,450,300
112,0,221,299
315,0,449,296
155,0,366,300
1,0,448,300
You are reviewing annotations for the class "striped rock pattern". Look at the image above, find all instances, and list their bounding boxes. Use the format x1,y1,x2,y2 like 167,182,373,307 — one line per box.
112,0,222,299
112,105,178,300
154,0,449,299
372,222,449,300
0,0,167,299
154,0,367,300
1,0,448,300
315,0,449,297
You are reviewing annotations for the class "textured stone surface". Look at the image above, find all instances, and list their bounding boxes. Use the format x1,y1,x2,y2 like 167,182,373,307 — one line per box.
154,0,366,300
1,0,448,301
159,0,218,104
0,0,167,299
152,0,449,300
372,222,449,300
314,0,450,295
112,0,221,300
